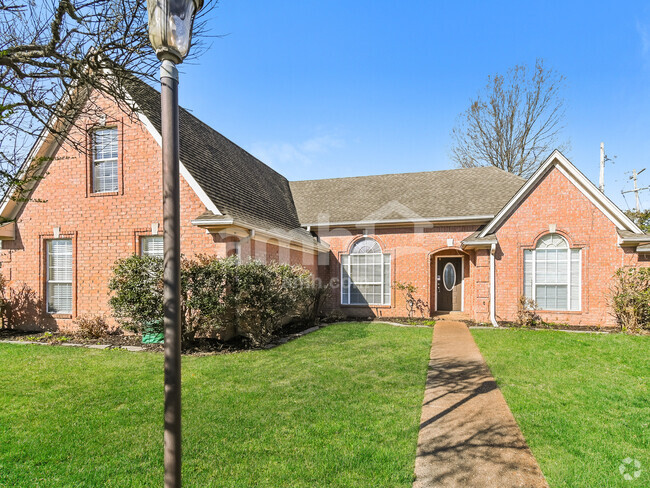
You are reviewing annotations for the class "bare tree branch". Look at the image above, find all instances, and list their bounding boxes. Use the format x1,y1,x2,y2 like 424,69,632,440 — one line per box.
450,59,568,178
0,0,216,200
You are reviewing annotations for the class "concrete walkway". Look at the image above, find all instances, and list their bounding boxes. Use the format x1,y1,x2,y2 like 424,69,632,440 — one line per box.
413,320,548,488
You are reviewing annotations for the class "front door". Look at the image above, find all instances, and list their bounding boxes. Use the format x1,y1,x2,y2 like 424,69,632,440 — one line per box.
436,257,462,311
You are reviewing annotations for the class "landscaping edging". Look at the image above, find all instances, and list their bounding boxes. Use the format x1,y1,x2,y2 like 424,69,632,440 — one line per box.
469,325,628,335
372,320,433,329
0,339,146,352
0,322,329,354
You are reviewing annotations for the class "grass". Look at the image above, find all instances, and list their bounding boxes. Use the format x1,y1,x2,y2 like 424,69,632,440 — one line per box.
0,322,432,488
471,328,649,488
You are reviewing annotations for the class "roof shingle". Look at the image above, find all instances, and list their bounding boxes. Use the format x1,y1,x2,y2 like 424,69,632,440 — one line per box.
126,79,305,234
289,167,526,225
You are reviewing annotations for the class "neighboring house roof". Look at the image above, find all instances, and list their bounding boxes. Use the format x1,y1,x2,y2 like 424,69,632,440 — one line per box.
125,78,306,235
289,167,526,226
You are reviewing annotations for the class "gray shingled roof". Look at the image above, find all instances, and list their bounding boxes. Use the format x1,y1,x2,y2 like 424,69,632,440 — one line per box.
289,167,526,225
126,78,305,234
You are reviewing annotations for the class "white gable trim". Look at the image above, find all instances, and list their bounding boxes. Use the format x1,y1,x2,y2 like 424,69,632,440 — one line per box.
131,104,222,216
0,126,49,218
479,150,643,237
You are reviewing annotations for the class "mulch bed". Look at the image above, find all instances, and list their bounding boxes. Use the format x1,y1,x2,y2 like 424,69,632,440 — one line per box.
0,320,322,355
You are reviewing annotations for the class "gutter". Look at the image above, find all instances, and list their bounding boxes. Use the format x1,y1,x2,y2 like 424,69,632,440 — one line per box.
302,214,495,228
489,243,498,328
460,236,498,249
191,217,330,253
618,236,650,245
189,218,234,226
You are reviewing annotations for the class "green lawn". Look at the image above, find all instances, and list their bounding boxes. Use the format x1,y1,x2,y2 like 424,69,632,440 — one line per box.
472,328,649,488
0,322,432,487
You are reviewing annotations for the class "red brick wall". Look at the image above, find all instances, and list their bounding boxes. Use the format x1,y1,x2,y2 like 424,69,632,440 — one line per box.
0,91,315,331
493,167,647,327
316,225,482,319
315,166,647,327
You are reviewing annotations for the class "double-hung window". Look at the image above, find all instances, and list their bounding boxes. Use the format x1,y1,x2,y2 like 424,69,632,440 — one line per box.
47,239,73,314
141,236,163,258
92,127,118,193
341,237,391,305
524,234,581,311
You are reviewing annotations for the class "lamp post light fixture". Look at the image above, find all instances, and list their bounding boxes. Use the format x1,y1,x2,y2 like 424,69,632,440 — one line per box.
147,0,203,486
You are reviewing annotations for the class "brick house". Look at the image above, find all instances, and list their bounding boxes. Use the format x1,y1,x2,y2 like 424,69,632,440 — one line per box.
1,78,649,330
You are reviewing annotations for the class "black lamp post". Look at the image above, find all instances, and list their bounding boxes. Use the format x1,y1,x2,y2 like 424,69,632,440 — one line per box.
147,0,203,486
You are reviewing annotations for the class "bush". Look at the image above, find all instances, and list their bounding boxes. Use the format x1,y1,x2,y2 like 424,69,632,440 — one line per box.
233,261,313,346
516,295,540,328
298,279,331,327
73,314,112,338
610,267,650,332
108,254,319,346
181,255,238,343
108,255,163,332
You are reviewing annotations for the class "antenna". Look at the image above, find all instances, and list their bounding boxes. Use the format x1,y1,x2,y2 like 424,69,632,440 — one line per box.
622,168,649,212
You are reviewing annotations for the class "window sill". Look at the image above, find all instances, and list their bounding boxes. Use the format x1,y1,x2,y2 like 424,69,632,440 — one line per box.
536,310,582,314
48,313,72,319
340,304,392,308
89,191,119,197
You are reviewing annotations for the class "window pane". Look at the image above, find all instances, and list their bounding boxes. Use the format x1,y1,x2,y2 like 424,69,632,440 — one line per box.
527,236,579,312
141,236,163,258
570,249,581,310
48,283,72,314
350,238,381,254
524,250,533,299
536,285,568,310
47,239,72,313
93,128,118,193
341,255,350,304
93,128,118,160
383,255,391,305
340,251,390,305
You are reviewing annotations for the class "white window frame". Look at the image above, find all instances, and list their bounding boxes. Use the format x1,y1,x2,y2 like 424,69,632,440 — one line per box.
141,235,163,258
525,234,581,311
92,127,119,193
340,238,391,306
46,239,73,314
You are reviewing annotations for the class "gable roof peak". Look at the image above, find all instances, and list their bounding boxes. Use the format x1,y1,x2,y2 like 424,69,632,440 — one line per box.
478,149,643,237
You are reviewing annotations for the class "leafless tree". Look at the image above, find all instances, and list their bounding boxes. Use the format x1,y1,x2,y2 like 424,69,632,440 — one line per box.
0,0,215,199
450,59,567,178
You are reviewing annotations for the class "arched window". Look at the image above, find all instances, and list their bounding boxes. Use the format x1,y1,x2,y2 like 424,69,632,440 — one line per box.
524,234,581,311
341,237,391,305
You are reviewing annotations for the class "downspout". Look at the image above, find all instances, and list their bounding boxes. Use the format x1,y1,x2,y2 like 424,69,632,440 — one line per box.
490,243,499,327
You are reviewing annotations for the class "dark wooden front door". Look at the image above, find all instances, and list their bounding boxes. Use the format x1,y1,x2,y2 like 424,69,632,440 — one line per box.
436,257,462,311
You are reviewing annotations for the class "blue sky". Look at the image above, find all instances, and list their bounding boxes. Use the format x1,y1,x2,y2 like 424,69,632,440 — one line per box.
178,0,650,211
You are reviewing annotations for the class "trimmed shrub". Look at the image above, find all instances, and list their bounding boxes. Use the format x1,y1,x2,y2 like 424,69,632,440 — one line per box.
181,255,238,343
233,261,312,346
108,254,320,346
108,255,164,332
610,267,650,332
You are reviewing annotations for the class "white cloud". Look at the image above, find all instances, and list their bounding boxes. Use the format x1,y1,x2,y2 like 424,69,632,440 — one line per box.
251,134,345,169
